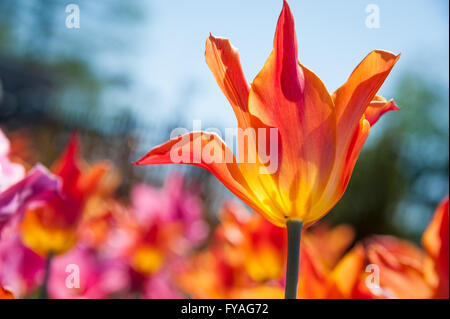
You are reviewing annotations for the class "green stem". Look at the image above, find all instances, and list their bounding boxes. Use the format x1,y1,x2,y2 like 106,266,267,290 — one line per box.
284,220,303,299
39,252,53,299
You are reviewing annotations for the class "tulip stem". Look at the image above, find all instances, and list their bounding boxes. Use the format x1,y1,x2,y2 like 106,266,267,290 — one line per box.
285,219,303,299
39,252,53,299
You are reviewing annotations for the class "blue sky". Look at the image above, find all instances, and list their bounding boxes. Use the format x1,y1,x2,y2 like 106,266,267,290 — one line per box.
124,0,449,131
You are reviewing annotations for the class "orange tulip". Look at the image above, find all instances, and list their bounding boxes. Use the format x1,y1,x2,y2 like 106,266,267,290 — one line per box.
365,236,433,299
327,196,449,299
135,1,399,228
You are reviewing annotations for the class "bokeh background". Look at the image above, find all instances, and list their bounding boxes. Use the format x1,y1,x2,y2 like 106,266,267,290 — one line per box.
1,0,448,244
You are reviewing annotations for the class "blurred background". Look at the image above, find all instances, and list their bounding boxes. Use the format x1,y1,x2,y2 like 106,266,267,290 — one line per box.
0,0,448,243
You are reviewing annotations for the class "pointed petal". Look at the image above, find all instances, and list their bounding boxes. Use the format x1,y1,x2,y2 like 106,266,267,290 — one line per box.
365,95,399,126
333,50,400,150
51,133,81,196
319,52,399,221
248,1,336,219
135,132,262,219
205,34,250,129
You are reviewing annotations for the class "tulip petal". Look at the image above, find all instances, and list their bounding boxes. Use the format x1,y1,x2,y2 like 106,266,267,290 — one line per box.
205,34,251,129
298,239,329,298
329,244,366,298
311,117,370,225
134,132,269,221
248,1,336,219
422,196,449,298
52,133,81,196
318,53,399,222
333,50,400,150
0,165,61,233
365,95,399,126
341,118,371,190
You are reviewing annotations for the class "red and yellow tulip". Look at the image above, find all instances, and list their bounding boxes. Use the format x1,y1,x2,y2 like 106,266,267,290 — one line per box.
20,134,109,256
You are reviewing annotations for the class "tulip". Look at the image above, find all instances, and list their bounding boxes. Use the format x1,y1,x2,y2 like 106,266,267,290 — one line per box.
18,134,108,298
330,195,449,299
365,236,433,299
20,134,108,257
135,1,399,298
